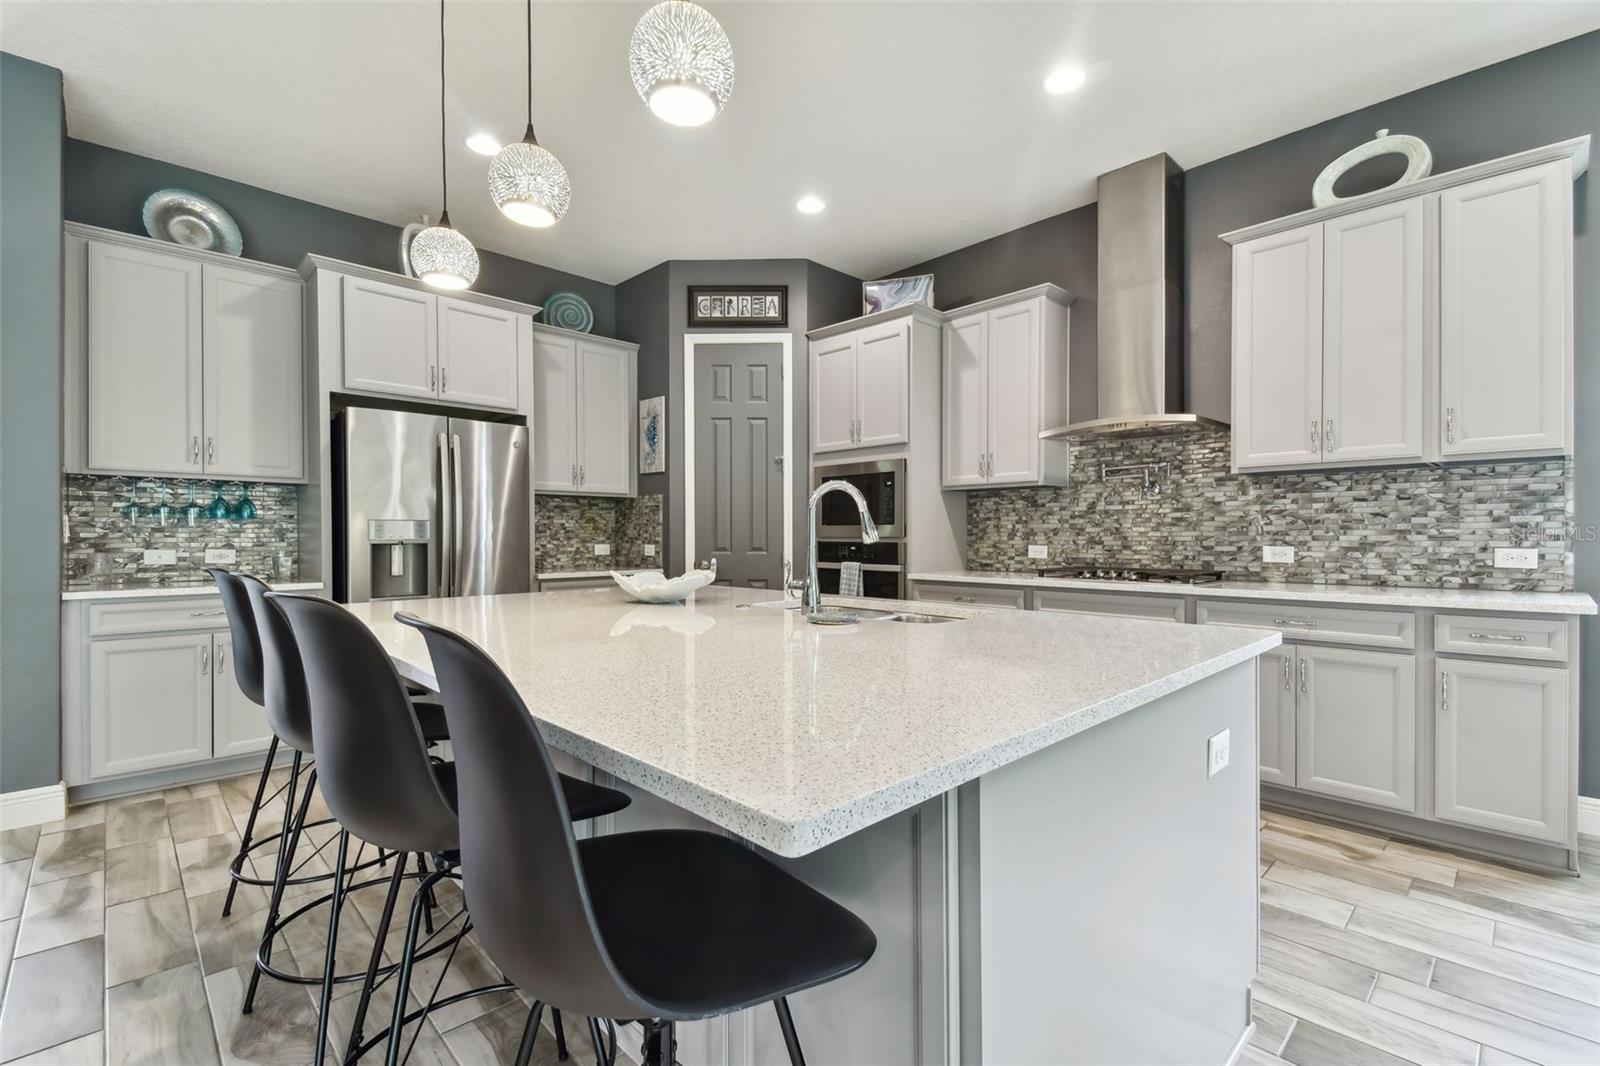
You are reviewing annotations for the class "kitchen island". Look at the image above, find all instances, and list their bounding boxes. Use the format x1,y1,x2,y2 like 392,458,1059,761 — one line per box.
342,586,1280,1065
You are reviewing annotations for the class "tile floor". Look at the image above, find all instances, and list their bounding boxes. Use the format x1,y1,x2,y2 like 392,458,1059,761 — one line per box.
1,773,1597,1065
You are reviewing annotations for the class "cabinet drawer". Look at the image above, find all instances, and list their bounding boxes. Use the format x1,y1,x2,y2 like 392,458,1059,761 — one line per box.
912,583,1026,610
1195,599,1414,649
1434,614,1569,663
1034,589,1185,622
88,598,230,637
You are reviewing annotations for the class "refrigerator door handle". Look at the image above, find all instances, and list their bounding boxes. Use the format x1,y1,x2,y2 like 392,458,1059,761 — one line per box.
451,433,465,598
438,432,453,597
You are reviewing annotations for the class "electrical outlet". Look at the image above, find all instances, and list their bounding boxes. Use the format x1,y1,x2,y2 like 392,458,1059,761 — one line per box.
1494,548,1538,570
1207,729,1231,778
594,543,611,557
143,549,177,566
1026,544,1049,560
204,548,237,565
643,544,656,558
1262,545,1295,564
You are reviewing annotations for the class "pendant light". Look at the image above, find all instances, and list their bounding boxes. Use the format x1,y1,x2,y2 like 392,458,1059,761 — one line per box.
488,0,572,227
411,0,480,290
629,1,734,127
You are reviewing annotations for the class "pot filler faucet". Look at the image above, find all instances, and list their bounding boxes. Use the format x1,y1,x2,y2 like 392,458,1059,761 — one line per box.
789,480,880,622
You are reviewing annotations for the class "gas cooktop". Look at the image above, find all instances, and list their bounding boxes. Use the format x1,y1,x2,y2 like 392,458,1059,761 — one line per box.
1036,563,1226,585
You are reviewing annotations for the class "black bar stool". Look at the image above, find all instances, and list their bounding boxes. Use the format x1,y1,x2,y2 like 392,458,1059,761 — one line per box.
266,593,630,1066
398,612,878,1066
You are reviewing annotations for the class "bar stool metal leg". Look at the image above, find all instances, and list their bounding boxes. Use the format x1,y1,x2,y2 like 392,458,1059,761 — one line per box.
513,1001,546,1066
224,736,279,917
551,1008,570,1060
244,752,312,1014
774,997,805,1066
315,829,352,1066
341,848,410,1064
384,863,452,1066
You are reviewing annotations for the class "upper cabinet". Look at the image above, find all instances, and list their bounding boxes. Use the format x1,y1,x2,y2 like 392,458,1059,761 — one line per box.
1223,138,1585,473
810,317,910,454
941,285,1072,489
68,226,306,482
531,326,636,496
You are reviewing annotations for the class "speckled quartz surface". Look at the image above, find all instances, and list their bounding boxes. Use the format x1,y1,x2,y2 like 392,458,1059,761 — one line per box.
911,571,1598,616
341,586,1279,857
62,581,324,601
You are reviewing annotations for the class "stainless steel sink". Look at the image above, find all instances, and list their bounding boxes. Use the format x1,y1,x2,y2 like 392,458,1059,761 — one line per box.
882,612,958,624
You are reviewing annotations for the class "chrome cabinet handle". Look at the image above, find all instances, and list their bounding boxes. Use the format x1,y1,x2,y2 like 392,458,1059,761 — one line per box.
1325,419,1335,451
1299,658,1308,694
441,367,448,393
1440,669,1449,712
953,595,977,604
579,464,585,486
189,609,225,617
571,464,577,486
192,436,201,465
1273,617,1318,628
1282,655,1292,691
206,436,215,465
216,646,226,673
200,646,210,675
1468,631,1527,642
431,365,438,392
1309,420,1319,453
1445,407,1456,444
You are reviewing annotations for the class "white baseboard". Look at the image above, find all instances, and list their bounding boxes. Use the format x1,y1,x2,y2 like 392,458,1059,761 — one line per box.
0,780,68,830
1578,795,1600,840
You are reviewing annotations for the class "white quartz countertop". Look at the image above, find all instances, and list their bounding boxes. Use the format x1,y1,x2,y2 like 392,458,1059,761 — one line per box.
910,571,1598,616
62,581,323,602
537,570,648,581
342,586,1279,857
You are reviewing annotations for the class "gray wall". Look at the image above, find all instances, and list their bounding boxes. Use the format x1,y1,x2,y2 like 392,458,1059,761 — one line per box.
887,31,1600,793
63,140,618,335
1,53,64,794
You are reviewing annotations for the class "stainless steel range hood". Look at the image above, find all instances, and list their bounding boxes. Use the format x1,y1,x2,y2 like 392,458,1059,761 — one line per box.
1040,153,1227,440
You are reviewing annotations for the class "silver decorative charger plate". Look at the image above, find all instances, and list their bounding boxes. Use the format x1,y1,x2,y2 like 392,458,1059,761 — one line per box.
141,188,243,255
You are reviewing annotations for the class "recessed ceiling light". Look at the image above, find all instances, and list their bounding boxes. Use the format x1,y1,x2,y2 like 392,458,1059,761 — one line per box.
1044,65,1087,95
796,195,826,215
465,132,502,156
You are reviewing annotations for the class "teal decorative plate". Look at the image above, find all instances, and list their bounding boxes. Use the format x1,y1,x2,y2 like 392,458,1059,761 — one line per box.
542,290,594,333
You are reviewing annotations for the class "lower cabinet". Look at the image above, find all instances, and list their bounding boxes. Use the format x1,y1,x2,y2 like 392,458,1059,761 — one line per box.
212,636,275,757
1436,658,1569,843
1257,646,1298,788
1295,645,1417,813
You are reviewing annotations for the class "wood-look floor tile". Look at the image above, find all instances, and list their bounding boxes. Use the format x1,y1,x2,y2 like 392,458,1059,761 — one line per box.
1478,1046,1538,1065
1347,906,1600,1006
394,929,523,1033
1451,868,1600,922
14,871,104,957
166,797,235,845
1250,999,1296,1054
203,958,321,1066
175,832,244,900
105,889,196,987
1262,904,1434,984
1259,878,1355,927
105,962,219,1066
1429,958,1600,1041
104,839,182,906
188,885,273,977
1371,972,1600,1065
1252,967,1478,1065
0,937,104,1061
3,1031,104,1066
1410,879,1600,945
0,827,40,864
1262,826,1459,887
1279,1017,1412,1066
0,860,29,921
1260,932,1380,1000
29,826,106,886
36,803,105,836
1493,919,1600,974
1267,861,1496,941
1237,1045,1294,1066
163,781,221,803
1261,837,1414,894
104,798,169,850
1261,808,1392,851
0,918,16,1012
318,966,458,1066
439,1000,567,1066
218,774,267,819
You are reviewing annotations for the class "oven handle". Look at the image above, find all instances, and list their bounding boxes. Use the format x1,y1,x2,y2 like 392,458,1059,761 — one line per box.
815,562,905,572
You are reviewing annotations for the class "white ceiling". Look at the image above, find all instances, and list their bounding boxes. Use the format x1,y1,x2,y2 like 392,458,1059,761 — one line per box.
3,1,1595,284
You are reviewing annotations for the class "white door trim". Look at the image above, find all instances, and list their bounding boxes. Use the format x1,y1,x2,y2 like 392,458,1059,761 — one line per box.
682,332,794,583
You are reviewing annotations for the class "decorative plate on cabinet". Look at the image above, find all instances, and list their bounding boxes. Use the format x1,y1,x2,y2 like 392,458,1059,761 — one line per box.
541,290,594,333
141,189,244,255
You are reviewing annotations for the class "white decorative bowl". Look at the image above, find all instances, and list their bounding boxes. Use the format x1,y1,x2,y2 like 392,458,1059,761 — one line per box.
611,564,716,604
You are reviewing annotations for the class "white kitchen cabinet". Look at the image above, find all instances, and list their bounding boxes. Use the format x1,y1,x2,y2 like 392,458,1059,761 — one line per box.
532,326,636,495
1258,646,1298,788
211,635,274,758
1436,658,1569,843
810,335,858,453
341,274,439,400
1439,159,1572,459
940,285,1072,488
810,322,909,454
86,240,204,475
1295,645,1416,813
202,263,305,480
1231,223,1323,470
438,296,520,411
1321,198,1425,464
88,632,214,778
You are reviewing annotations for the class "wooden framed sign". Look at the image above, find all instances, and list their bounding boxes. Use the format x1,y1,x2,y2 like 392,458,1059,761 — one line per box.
687,286,788,328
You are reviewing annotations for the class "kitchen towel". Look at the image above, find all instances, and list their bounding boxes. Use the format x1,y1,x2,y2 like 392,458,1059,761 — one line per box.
839,561,862,597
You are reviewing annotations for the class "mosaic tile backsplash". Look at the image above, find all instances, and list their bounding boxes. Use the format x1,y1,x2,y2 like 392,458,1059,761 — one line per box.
63,474,301,590
966,429,1574,591
535,493,663,573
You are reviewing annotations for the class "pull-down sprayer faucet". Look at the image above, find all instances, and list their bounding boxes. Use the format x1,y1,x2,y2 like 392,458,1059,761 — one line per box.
788,480,879,622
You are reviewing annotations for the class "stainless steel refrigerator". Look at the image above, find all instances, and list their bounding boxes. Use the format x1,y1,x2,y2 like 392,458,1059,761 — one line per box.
333,407,530,603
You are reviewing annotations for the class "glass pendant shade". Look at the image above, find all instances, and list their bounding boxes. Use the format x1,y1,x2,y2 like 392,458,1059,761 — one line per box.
409,217,479,290
488,131,572,227
629,1,734,127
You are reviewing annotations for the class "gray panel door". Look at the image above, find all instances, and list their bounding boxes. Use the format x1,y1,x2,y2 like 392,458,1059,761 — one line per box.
696,342,784,588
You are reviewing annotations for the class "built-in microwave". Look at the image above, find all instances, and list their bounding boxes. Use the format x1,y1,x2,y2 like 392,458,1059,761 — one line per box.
812,458,906,540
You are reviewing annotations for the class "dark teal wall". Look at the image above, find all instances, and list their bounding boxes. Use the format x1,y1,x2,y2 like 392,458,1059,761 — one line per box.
1,53,64,794
64,140,618,336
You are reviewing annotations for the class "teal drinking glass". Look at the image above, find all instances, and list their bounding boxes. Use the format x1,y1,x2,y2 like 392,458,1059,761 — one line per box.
206,483,231,522
232,484,257,522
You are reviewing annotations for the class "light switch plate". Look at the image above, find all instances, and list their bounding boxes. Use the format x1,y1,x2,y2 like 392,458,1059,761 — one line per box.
1026,544,1049,560
643,544,656,558
1262,545,1295,564
1494,547,1538,569
1207,729,1231,778
594,543,611,557
143,549,177,566
204,548,238,565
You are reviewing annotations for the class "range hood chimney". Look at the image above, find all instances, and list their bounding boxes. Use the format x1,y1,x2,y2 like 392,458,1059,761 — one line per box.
1041,153,1226,439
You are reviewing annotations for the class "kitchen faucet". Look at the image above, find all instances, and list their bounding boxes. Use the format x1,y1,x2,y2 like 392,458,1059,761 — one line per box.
788,480,880,622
